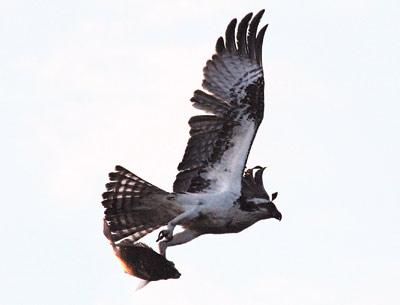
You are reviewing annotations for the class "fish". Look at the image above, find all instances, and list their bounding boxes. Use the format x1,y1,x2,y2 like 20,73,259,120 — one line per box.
104,220,181,282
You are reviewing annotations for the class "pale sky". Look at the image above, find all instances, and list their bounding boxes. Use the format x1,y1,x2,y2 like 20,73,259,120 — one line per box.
1,1,399,304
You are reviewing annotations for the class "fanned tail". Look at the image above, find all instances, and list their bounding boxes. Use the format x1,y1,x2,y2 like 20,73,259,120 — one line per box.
102,165,183,243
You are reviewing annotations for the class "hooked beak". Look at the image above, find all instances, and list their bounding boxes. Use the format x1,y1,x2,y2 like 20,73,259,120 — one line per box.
274,211,282,221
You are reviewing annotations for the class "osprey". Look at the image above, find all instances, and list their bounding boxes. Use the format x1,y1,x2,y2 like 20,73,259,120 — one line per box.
102,10,281,276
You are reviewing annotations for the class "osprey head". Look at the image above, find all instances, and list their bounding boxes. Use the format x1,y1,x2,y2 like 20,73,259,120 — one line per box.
240,166,282,221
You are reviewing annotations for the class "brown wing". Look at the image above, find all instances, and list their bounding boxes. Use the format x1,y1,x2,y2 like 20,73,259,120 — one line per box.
173,10,268,195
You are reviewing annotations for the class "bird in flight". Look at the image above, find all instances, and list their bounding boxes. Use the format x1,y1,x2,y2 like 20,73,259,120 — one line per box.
102,9,281,281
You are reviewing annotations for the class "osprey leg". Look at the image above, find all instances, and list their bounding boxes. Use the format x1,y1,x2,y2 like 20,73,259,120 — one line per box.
156,208,200,242
158,229,200,257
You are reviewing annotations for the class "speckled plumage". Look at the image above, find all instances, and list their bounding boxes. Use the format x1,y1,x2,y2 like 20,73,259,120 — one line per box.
101,10,281,283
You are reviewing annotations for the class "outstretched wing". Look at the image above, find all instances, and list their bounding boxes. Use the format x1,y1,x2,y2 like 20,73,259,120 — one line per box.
173,10,268,195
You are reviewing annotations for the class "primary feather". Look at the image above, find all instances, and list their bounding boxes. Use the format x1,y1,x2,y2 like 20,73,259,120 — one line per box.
174,10,267,195
101,10,281,284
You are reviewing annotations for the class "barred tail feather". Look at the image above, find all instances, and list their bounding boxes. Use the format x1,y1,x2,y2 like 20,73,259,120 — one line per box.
102,165,183,243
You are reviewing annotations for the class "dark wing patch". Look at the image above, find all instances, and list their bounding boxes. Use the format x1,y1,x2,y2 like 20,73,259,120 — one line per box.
173,10,267,194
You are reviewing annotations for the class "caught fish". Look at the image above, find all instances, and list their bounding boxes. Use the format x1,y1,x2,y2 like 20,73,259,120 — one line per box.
115,241,181,281
104,220,181,282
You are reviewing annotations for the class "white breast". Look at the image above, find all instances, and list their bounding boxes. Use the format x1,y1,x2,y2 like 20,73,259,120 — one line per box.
176,190,238,210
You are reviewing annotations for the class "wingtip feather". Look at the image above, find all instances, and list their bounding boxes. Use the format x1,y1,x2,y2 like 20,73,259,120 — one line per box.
248,10,265,59
237,12,253,55
225,18,237,53
255,24,268,65
215,36,225,54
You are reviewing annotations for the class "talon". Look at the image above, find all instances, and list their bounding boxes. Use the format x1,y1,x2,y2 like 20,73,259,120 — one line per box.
156,231,164,242
156,229,172,242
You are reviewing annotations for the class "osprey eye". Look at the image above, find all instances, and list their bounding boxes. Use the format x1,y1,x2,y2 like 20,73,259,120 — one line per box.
101,9,281,286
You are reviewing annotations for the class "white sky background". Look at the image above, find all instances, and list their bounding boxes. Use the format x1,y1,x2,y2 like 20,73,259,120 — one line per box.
1,0,399,304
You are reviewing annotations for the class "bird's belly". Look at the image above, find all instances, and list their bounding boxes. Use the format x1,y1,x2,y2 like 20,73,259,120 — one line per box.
184,208,251,234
